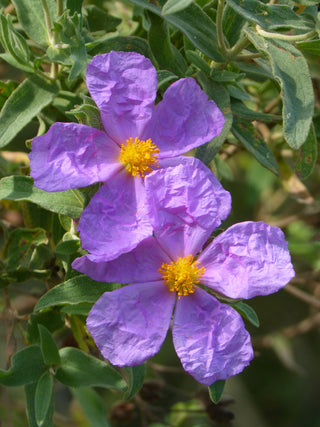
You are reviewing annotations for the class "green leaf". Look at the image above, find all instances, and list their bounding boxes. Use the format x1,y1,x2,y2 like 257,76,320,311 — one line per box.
148,12,187,76
66,100,102,129
246,30,314,149
0,74,59,148
125,364,146,400
2,227,48,271
232,116,279,175
25,381,54,427
12,0,57,45
127,0,224,61
39,324,61,366
35,372,54,427
0,176,83,218
297,39,320,56
35,275,116,311
67,0,84,14
208,380,225,403
0,345,46,386
295,124,317,180
60,302,93,316
72,388,110,427
231,100,281,123
157,70,179,90
27,310,65,345
162,0,193,15
88,36,156,61
0,14,32,68
185,50,210,74
84,5,121,33
55,232,81,255
56,347,126,390
230,301,260,327
196,73,232,164
0,80,18,109
222,3,246,47
227,0,313,31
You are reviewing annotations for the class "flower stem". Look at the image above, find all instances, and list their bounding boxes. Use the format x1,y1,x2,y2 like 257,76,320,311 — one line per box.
216,0,228,55
256,25,318,42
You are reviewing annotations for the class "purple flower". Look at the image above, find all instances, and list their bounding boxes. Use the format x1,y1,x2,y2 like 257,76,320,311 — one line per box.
29,51,224,261
73,162,295,385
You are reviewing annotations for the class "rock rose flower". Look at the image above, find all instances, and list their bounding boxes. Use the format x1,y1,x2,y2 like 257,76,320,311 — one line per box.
73,160,295,385
29,51,224,261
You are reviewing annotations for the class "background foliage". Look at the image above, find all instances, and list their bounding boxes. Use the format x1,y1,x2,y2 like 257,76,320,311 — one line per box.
0,0,320,425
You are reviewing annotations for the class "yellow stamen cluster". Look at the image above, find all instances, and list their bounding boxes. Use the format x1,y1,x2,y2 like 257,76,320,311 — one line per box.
158,255,205,298
119,137,160,177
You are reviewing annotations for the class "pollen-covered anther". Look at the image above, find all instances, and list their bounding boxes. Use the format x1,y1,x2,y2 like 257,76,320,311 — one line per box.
158,255,206,298
119,137,160,177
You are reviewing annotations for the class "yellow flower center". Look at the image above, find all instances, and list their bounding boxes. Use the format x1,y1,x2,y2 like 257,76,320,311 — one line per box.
158,255,205,298
119,137,160,177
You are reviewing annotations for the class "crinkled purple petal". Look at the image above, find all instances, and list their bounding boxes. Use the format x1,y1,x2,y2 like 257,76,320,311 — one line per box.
29,122,122,191
145,156,231,257
78,171,153,261
172,288,253,385
143,78,225,158
72,236,171,283
87,282,175,366
86,51,157,144
198,221,295,299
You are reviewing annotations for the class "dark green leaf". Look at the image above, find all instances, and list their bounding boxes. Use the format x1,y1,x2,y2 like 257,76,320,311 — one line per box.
39,325,61,366
35,275,116,311
227,0,313,31
208,380,225,403
0,75,59,148
55,233,81,255
67,0,84,14
56,347,126,390
185,50,210,74
295,124,317,180
0,80,18,109
2,227,47,272
88,36,156,61
230,301,260,327
12,0,57,45
148,12,187,76
127,0,224,61
196,73,232,164
0,176,83,218
35,372,54,427
157,70,179,91
0,14,32,67
84,5,121,33
297,39,320,56
223,3,246,47
72,388,110,427
246,31,314,149
125,364,146,400
66,101,103,129
231,100,281,123
27,310,65,345
162,0,193,15
210,69,246,83
0,345,46,386
60,302,93,316
25,381,54,427
232,116,279,175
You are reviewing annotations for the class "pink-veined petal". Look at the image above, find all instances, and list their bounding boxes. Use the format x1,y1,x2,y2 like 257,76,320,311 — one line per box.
29,122,121,191
78,172,153,261
198,221,295,299
72,236,171,283
144,78,224,158
172,288,253,385
87,282,175,366
86,51,157,144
